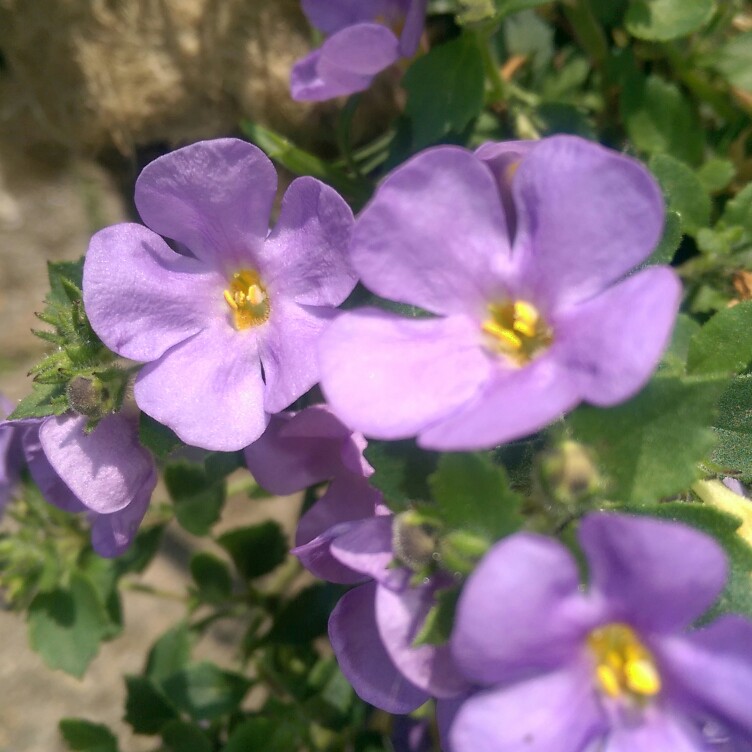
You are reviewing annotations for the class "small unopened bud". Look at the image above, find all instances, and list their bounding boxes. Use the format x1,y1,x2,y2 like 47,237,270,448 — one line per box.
438,530,490,577
457,0,496,24
66,375,111,419
392,511,438,572
536,440,600,507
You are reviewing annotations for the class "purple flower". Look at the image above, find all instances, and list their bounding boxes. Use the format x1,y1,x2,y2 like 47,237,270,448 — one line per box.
245,404,384,584
0,395,24,514
444,513,752,751
291,0,427,101
9,413,157,557
84,139,356,451
319,135,682,450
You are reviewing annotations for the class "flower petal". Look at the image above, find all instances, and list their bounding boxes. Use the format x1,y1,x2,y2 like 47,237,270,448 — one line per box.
351,147,512,316
329,582,428,714
319,308,490,440
449,664,605,752
452,532,594,686
291,24,399,101
553,266,681,406
135,324,267,451
83,223,222,362
329,515,399,584
135,139,277,271
292,523,371,585
90,466,156,557
657,616,752,739
418,353,580,451
578,513,728,632
261,177,356,306
399,0,427,57
512,135,665,310
39,414,156,515
301,0,389,34
375,582,470,698
604,708,707,752
258,299,333,414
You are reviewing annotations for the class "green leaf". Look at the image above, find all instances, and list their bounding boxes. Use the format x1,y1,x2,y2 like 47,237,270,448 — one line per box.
502,9,554,74
720,183,752,234
217,521,288,580
428,453,523,539
413,586,461,646
568,375,726,503
139,413,182,460
59,719,119,752
706,32,752,93
224,717,300,752
660,313,701,375
687,301,752,375
124,676,179,734
146,621,194,683
649,154,711,235
712,375,752,482
27,573,110,677
644,211,682,266
697,158,736,194
626,501,752,619
625,0,715,41
161,720,213,752
8,382,67,419
622,74,704,165
77,553,122,640
403,33,485,149
114,524,165,575
190,552,233,603
266,583,346,645
164,461,226,536
364,439,439,511
496,0,554,18
160,662,251,721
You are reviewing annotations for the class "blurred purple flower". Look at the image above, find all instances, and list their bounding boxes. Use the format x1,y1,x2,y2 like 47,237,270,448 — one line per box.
722,477,748,498
0,395,24,514
7,413,157,557
319,135,681,450
84,139,356,451
444,513,752,751
291,0,427,101
244,404,384,584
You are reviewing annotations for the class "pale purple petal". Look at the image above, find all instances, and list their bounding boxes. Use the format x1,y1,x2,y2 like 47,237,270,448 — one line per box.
301,0,394,34
578,513,728,632
135,324,267,451
512,136,665,310
449,664,606,752
39,414,156,515
319,309,490,439
292,522,370,585
351,147,512,316
0,398,24,511
258,299,334,414
261,177,356,307
22,423,84,513
418,353,580,451
244,411,346,495
554,266,681,406
329,582,428,713
90,466,156,557
296,473,382,547
722,477,748,497
134,139,277,272
452,533,594,686
604,709,707,752
291,24,399,101
375,582,470,698
83,223,223,362
329,515,400,585
398,0,427,57
657,617,752,739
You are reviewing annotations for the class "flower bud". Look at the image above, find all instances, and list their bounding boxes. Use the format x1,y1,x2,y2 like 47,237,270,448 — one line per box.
536,440,601,508
392,510,439,572
66,375,112,419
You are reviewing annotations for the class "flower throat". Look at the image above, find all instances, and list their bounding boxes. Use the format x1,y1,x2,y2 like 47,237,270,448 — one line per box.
482,300,552,365
223,269,270,330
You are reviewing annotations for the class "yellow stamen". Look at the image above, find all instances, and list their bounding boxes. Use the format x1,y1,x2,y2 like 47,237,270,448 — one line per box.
588,623,661,703
223,269,270,330
481,299,551,365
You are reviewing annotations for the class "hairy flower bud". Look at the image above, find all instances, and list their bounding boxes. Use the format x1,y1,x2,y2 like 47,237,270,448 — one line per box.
536,440,601,507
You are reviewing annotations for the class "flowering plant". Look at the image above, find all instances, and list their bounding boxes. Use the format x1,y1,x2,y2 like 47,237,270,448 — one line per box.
2,1,752,751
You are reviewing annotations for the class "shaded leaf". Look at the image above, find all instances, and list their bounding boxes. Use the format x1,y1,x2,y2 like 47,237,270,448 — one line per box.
217,521,288,580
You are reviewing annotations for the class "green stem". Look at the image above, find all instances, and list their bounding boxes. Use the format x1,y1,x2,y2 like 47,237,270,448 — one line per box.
474,28,507,104
562,0,609,70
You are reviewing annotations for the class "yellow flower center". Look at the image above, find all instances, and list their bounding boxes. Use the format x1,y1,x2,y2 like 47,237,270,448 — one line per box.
223,269,270,331
587,623,661,702
481,300,552,365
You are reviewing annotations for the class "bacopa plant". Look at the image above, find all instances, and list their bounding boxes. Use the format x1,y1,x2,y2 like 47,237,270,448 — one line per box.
2,1,752,751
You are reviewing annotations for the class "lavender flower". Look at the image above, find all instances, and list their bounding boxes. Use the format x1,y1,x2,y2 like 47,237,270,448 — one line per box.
319,135,681,450
244,404,383,583
291,0,427,101
10,413,157,557
84,139,356,451
444,513,752,751
0,395,24,514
